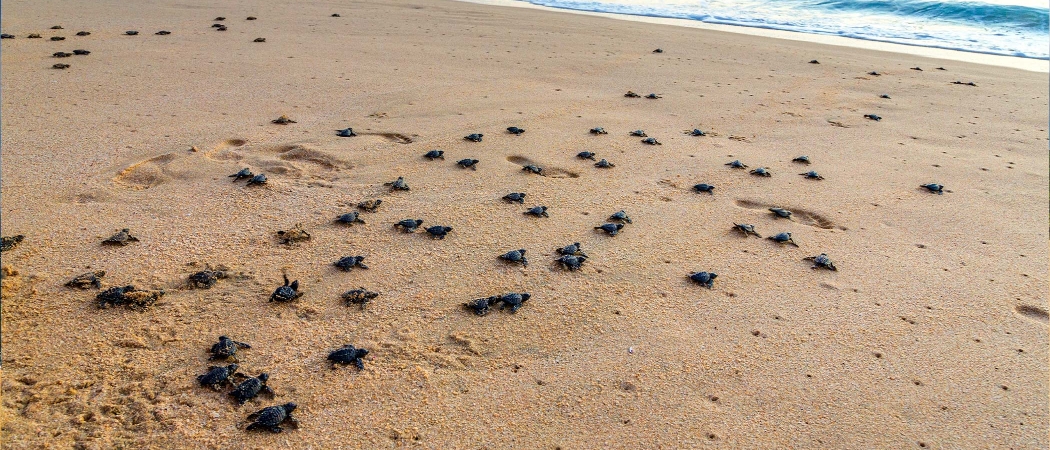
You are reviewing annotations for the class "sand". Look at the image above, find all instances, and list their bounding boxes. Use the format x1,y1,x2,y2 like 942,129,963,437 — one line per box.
1,0,1047,448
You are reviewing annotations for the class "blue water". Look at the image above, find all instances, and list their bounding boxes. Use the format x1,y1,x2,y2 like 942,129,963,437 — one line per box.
517,0,1050,59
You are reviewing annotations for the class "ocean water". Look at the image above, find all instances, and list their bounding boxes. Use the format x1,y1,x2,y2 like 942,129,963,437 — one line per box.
517,0,1050,59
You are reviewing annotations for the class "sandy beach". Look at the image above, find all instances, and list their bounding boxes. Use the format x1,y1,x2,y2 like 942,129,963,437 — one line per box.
1,0,1047,448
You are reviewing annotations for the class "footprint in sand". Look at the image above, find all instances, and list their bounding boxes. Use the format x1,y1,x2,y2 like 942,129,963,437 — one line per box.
734,199,841,230
203,138,248,161
1014,304,1048,325
506,155,579,178
113,153,179,190
207,139,354,179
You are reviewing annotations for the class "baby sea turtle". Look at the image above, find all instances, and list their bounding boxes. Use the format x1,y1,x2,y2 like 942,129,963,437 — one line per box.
384,176,409,191
521,164,543,175
641,137,661,145
66,270,106,289
589,127,608,135
357,199,382,212
102,228,139,246
394,219,423,232
769,207,792,219
210,336,252,361
215,25,228,31
155,30,171,35
124,31,138,36
608,210,632,224
332,13,342,16
424,150,444,160
645,93,661,99
594,159,615,168
497,292,531,313
215,16,227,21
328,345,368,369
463,133,483,142
595,223,624,236
867,71,880,76
102,286,164,310
577,151,596,160
189,269,228,289
198,364,240,390
230,373,274,405
767,232,799,247
624,91,640,98
27,34,42,39
951,81,977,86
879,94,891,99
499,249,528,267
425,226,453,239
333,256,368,271
50,25,64,30
502,192,526,203
269,274,302,302
464,297,497,316
334,212,365,225
272,115,296,124
246,174,267,186
507,126,525,134
53,63,70,70
920,183,944,194
247,16,258,20
556,254,587,271
1,235,25,252
750,167,772,177
800,170,824,180
688,271,717,288
792,155,810,164
804,253,837,271
53,52,73,58
229,168,253,181
733,223,761,238
653,48,663,53
0,34,13,39
457,158,479,170
630,130,647,137
253,37,266,43
809,59,820,64
524,206,549,218
910,66,922,71
336,127,356,137
51,36,66,41
276,223,311,244
693,183,715,194
864,114,881,121
342,288,379,308
690,129,707,136
556,242,587,257
725,160,748,169
72,49,90,55
246,403,299,433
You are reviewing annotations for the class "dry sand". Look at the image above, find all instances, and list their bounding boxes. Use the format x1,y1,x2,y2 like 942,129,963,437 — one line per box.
1,0,1047,448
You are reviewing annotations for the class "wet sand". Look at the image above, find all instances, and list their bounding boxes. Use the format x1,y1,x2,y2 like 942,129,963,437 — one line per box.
1,0,1047,448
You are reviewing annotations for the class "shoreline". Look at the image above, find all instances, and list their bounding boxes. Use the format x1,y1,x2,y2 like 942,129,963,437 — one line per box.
459,0,1050,73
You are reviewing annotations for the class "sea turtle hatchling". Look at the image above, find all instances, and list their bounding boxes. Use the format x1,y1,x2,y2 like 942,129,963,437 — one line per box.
342,288,379,308
496,292,531,313
27,34,42,39
863,114,882,121
209,336,252,361
96,285,165,309
357,199,382,212
624,91,640,98
333,256,368,271
920,183,944,194
769,207,792,219
51,25,64,30
245,174,267,186
245,403,299,433
328,345,369,369
641,137,662,145
804,253,837,271
334,212,365,225
53,63,71,70
53,52,73,58
556,242,587,258
725,160,748,169
867,71,880,76
230,373,274,405
749,167,772,177
229,168,253,181
688,271,717,288
102,228,139,246
594,223,625,236
689,129,707,136
198,364,240,390
247,16,257,20
521,164,543,175
0,34,13,39
66,270,106,289
506,127,525,134
767,232,799,247
271,115,296,125
50,36,66,41
463,296,497,316
72,49,90,55
384,176,410,191
733,223,761,238
253,38,266,43
189,269,228,289
124,31,138,36
594,159,614,168
276,224,310,244
652,48,663,53
800,170,824,180
269,274,302,302
630,130,647,137
424,150,444,160
1,235,24,252
502,192,526,203
694,183,715,194
879,94,891,99
425,226,453,239
457,159,479,170
608,210,632,224
556,254,587,271
394,219,423,232
645,93,662,99
336,128,357,137
214,16,226,21
792,156,811,164
809,59,820,64
463,133,483,142
589,127,608,135
155,30,171,35
499,249,528,267
951,81,977,86
524,206,549,218
577,151,596,160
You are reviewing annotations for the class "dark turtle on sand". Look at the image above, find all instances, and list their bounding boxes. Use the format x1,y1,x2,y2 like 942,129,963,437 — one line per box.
53,52,73,58
335,212,365,225
155,30,171,35
920,183,944,194
229,168,253,181
521,164,543,175
102,228,139,246
96,285,133,308
0,34,13,39
499,249,528,267
804,253,837,271
507,126,525,134
910,67,922,71
215,25,228,31
792,155,810,164
27,34,42,39
464,297,497,316
269,274,302,302
641,137,661,145
725,160,748,169
272,115,296,124
653,48,663,53
767,232,799,247
624,91,641,98
577,151,596,160
66,270,105,289
336,127,356,137
384,176,410,191
694,183,715,194
209,336,252,361
328,345,368,369
733,223,761,238
867,71,880,76
936,67,946,70
246,403,299,433
425,225,453,239
769,207,792,219
594,159,615,168
124,31,137,36
608,210,632,224
589,127,608,135
524,206,549,218
556,242,587,257
72,49,90,55
394,219,423,232
424,150,444,160
750,167,772,177
246,174,267,186
53,63,70,69
595,223,624,236
189,269,228,289
333,256,368,271
864,114,881,121
198,364,240,390
497,292,531,313
98,286,164,310
808,59,820,64
230,373,274,405
645,93,661,99
952,81,978,87
689,129,707,136
253,38,266,43
342,288,379,308
214,16,226,21
800,170,824,180
332,13,342,17
463,133,483,142
630,130,647,137
879,94,891,99
556,254,587,271
357,199,382,212
50,36,66,41
247,16,257,20
688,271,717,288
457,158,479,170
503,192,526,203
276,223,310,244
1,235,25,252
